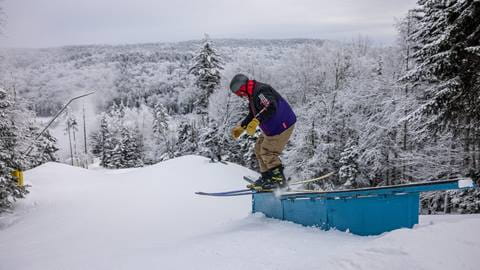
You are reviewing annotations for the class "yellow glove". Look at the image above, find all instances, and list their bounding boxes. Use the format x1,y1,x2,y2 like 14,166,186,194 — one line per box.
246,118,260,136
231,125,245,140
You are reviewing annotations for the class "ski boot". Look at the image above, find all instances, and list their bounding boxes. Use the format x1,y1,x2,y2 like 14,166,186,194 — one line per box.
247,171,270,190
259,165,287,190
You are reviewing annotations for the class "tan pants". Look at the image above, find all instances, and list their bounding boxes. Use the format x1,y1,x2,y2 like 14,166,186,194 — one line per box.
255,125,294,172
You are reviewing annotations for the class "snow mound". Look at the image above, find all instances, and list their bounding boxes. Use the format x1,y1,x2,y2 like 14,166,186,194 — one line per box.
1,155,479,270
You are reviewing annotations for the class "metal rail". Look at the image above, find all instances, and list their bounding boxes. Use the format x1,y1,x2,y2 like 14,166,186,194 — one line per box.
280,178,475,199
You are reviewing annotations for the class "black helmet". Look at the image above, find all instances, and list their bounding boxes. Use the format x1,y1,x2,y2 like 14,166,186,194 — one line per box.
230,74,249,93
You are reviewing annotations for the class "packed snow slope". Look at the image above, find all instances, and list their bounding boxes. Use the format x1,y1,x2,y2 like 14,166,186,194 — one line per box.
1,155,479,270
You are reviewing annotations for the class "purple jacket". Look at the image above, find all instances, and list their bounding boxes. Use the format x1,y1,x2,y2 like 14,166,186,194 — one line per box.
241,81,296,136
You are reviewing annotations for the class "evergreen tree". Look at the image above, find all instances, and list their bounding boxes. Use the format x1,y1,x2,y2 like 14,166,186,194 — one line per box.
121,126,144,168
89,130,103,159
151,102,171,161
98,112,122,169
152,103,169,140
175,120,199,156
97,114,109,166
95,103,146,169
241,136,259,171
108,143,124,169
105,103,127,169
405,0,480,134
198,122,224,162
0,88,28,212
421,188,480,214
188,34,223,113
27,128,59,167
401,0,480,213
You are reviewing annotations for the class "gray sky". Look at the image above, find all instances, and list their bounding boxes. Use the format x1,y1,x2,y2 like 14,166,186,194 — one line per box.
0,0,418,48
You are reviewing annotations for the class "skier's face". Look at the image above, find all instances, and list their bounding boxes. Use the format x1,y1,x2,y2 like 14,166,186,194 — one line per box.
234,84,248,98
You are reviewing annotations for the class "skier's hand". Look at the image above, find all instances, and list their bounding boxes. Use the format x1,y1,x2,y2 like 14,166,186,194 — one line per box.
231,125,244,140
246,118,260,136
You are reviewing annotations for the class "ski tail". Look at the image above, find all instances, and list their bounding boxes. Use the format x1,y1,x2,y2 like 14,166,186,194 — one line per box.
195,187,277,197
195,188,252,196
289,172,335,186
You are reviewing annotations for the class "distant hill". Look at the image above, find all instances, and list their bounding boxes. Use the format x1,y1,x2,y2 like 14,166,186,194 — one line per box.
0,38,325,117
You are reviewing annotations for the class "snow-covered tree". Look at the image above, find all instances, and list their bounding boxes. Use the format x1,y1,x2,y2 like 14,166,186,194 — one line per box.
93,103,146,169
198,122,225,162
175,120,199,156
90,130,103,160
26,128,59,168
288,120,324,181
151,102,172,162
422,169,480,215
0,88,28,212
152,103,169,139
189,34,223,113
339,138,364,188
98,116,117,169
404,0,480,134
120,126,144,168
97,105,124,169
397,1,480,213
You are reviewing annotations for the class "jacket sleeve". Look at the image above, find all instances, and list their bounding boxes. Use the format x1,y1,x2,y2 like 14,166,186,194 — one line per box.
240,110,254,128
255,88,277,123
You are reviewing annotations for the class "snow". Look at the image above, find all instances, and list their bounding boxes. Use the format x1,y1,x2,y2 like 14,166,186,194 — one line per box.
1,155,480,270
458,178,474,188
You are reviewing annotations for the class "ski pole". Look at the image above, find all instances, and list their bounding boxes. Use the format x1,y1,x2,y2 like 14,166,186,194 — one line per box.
254,106,268,118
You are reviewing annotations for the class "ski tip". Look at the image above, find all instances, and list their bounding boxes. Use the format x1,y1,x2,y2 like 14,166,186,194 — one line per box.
208,160,229,165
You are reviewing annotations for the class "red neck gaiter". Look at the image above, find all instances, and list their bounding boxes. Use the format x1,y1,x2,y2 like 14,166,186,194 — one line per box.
237,80,255,97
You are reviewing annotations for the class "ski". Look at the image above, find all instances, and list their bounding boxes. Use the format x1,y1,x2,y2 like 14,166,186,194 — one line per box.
289,172,335,186
209,160,229,165
196,188,251,196
242,172,333,189
245,172,334,187
195,187,276,197
196,172,333,197
196,187,316,197
195,191,255,197
243,176,255,184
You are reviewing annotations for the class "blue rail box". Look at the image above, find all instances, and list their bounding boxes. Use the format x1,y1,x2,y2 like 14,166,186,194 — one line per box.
252,178,476,236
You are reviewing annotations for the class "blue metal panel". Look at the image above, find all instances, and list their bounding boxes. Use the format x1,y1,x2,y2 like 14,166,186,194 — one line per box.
324,193,419,236
283,197,328,229
252,192,283,219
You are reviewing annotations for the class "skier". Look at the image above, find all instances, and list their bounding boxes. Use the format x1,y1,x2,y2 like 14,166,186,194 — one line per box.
229,74,296,190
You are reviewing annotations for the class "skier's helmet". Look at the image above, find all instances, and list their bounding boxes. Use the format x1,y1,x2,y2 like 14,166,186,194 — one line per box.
229,74,249,93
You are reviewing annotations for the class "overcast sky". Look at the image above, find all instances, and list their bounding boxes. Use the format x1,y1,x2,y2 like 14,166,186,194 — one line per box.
0,0,418,48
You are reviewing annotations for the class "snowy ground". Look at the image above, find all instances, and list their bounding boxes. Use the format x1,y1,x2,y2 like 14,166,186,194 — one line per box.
1,155,479,270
